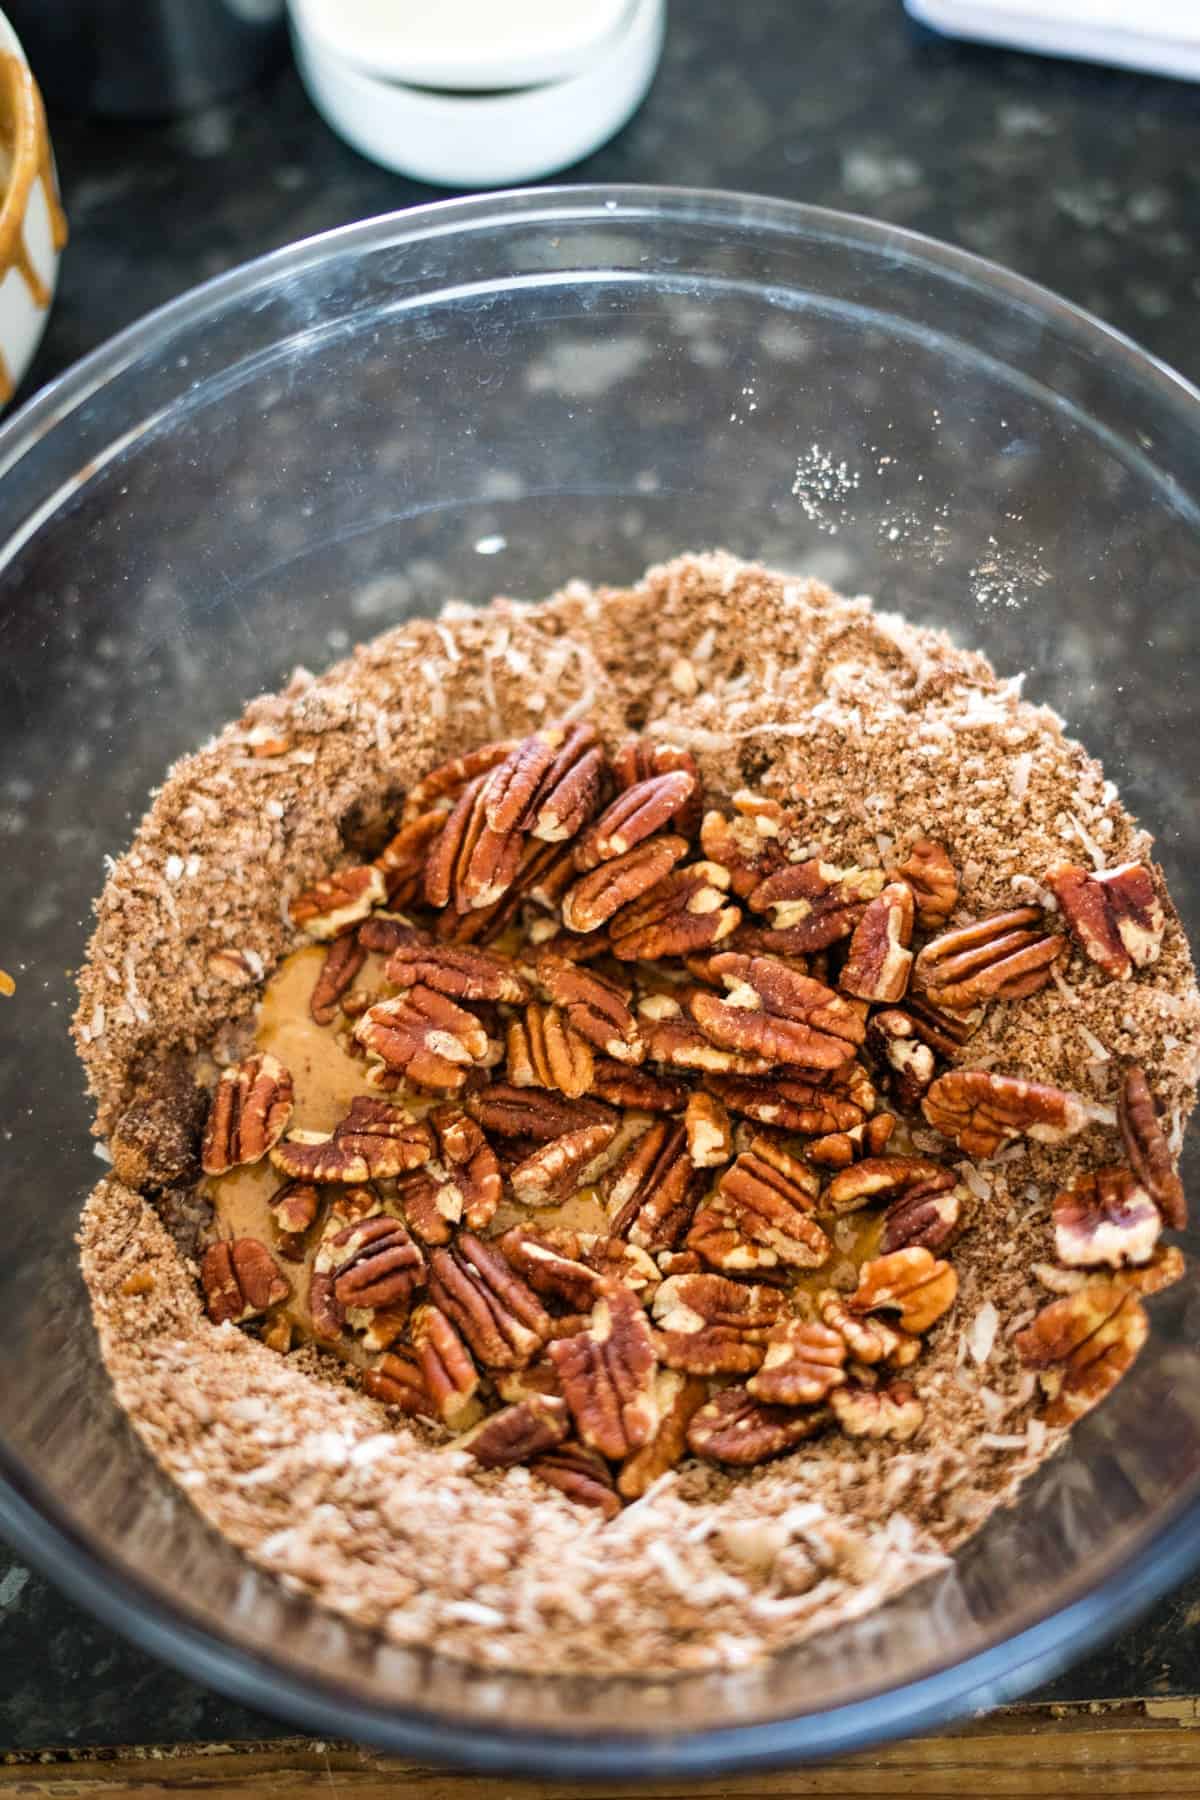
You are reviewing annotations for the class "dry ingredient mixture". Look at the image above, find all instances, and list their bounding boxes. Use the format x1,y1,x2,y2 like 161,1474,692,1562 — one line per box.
74,552,1199,1675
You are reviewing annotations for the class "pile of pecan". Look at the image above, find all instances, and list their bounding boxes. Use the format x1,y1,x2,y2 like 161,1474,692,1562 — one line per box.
191,720,1184,1511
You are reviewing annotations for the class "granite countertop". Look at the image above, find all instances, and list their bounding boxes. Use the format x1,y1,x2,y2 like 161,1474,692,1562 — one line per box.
4,0,1200,1753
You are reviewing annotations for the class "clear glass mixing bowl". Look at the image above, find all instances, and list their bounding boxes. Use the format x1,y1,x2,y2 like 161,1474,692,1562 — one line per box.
1,186,1199,1773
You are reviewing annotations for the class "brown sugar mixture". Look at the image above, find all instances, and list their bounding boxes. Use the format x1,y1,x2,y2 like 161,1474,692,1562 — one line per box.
74,552,1200,1675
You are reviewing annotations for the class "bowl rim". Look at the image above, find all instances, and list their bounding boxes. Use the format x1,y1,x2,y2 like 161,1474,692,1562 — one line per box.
3,182,1200,1771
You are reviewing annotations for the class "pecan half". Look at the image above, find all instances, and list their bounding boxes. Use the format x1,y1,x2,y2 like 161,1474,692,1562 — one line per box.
688,953,864,1070
374,811,447,906
200,1238,289,1326
362,1349,434,1416
498,1225,609,1309
355,987,490,1092
385,936,529,1004
270,1099,435,1183
531,1442,622,1519
268,1179,320,1260
865,1009,937,1110
706,1067,871,1136
748,1320,847,1406
617,1369,709,1498
561,835,690,934
850,1248,957,1334
609,861,742,961
819,1292,921,1368
1119,1065,1185,1229
431,1103,501,1230
310,932,368,1025
1053,1168,1161,1269
428,1232,551,1369
424,770,523,915
605,1119,703,1251
1046,860,1165,981
400,739,517,821
823,1155,953,1216
324,1214,425,1321
895,839,959,930
591,1058,690,1113
839,882,914,1004
507,1002,594,1099
459,1395,571,1467
831,1382,924,1441
652,1271,785,1374
465,1082,615,1140
508,1121,619,1206
699,802,785,898
487,722,605,844
574,770,697,869
532,953,642,1063
410,1301,482,1429
1015,1281,1148,1425
685,1090,734,1169
358,913,418,955
689,1146,828,1273
914,907,1063,1008
879,1177,967,1255
748,860,884,949
290,864,386,939
687,1387,830,1465
923,1068,1092,1159
550,1283,659,1459
201,1053,294,1175
641,1005,775,1077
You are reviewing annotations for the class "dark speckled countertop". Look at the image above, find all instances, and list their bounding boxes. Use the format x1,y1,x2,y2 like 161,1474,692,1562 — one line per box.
4,0,1200,1753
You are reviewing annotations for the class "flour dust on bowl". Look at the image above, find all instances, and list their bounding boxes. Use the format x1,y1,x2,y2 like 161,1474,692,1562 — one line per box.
0,188,1198,1772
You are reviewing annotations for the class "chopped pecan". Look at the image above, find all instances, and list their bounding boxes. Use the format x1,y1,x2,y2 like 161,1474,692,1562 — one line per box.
923,1068,1092,1159
706,1067,871,1136
374,811,446,906
688,952,864,1070
904,994,980,1056
574,770,697,870
465,1082,615,1140
533,952,642,1063
550,1283,659,1459
354,987,490,1092
687,1387,830,1465
358,913,417,955
605,1119,703,1251
1046,860,1164,981
201,1053,294,1175
1053,1167,1161,1269
507,1002,594,1099
410,1301,482,1429
914,907,1063,1008
699,801,785,898
200,1238,289,1326
839,882,915,1004
423,770,523,915
819,1292,921,1368
459,1395,571,1467
685,1090,734,1169
879,1177,967,1255
895,839,959,930
807,1112,897,1169
400,739,517,821
748,860,884,950
865,1009,937,1110
385,936,529,1004
428,1232,550,1369
508,1121,619,1206
850,1248,957,1334
561,834,690,934
486,722,606,844
689,1146,828,1273
1015,1281,1148,1425
591,1058,690,1113
531,1442,622,1519
652,1271,785,1374
494,1359,565,1403
290,864,386,940
362,1349,434,1418
431,1103,501,1230
748,1320,847,1405
1114,1245,1186,1297
268,1179,321,1260
823,1155,953,1216
609,861,742,961
310,932,368,1026
1119,1065,1185,1229
617,1369,709,1498
831,1382,924,1441
270,1099,435,1183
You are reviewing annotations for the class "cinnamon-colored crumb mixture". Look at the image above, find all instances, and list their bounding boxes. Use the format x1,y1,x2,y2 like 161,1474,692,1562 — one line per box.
74,552,1199,1675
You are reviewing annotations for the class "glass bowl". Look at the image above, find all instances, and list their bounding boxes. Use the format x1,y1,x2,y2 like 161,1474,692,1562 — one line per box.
1,186,1198,1774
